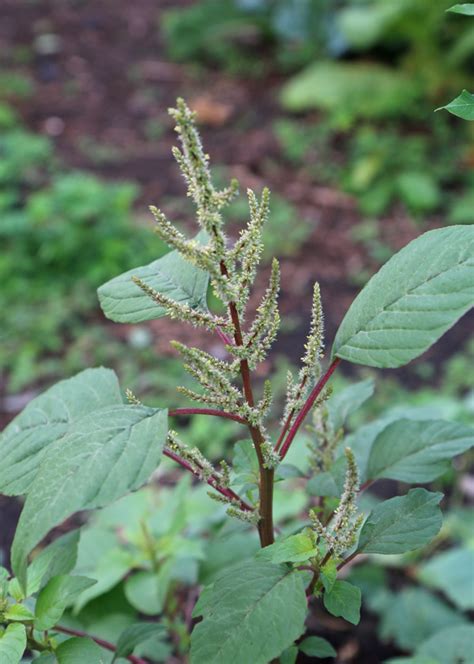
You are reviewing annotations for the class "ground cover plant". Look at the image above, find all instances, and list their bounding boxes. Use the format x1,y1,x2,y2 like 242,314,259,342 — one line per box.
0,99,473,663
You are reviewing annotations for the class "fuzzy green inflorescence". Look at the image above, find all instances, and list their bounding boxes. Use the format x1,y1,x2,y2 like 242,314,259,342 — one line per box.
132,98,329,527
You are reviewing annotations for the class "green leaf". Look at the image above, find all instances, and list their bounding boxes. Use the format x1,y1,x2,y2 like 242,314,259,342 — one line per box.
357,489,443,554
436,90,474,120
367,419,474,483
124,566,171,615
191,561,307,664
307,456,347,498
332,226,474,368
35,575,97,630
328,378,374,430
280,646,298,664
74,547,135,613
258,532,318,564
417,547,474,610
32,654,57,664
299,635,337,658
231,439,259,488
55,637,107,663
27,530,80,596
0,368,122,495
378,588,467,651
323,580,361,625
417,625,474,663
115,622,165,659
0,623,26,664
97,236,210,324
12,405,167,591
447,4,474,16
280,61,419,122
320,559,338,594
3,603,35,621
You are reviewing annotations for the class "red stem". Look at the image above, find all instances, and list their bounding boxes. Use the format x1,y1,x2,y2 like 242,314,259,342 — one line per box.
216,326,234,346
163,448,253,512
337,550,357,571
169,407,246,425
274,374,309,452
54,625,147,664
279,358,341,461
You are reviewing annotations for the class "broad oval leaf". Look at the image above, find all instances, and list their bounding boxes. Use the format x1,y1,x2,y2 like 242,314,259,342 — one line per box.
98,239,209,324
55,636,107,664
379,587,466,652
27,530,81,597
323,580,361,625
190,561,307,664
0,623,26,664
437,90,474,121
299,636,337,658
417,547,474,611
35,575,97,630
0,368,122,496
367,419,474,483
357,488,443,554
12,405,167,590
332,226,474,368
328,378,374,430
116,623,166,658
417,625,474,664
257,532,318,564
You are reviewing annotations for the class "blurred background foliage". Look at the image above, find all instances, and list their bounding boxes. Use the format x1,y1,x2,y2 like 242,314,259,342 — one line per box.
0,0,471,399
1,1,473,661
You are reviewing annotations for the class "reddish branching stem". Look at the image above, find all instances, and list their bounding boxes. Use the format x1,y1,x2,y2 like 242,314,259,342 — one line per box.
169,407,246,425
54,625,147,664
278,358,341,460
274,374,309,452
215,326,234,346
163,447,253,512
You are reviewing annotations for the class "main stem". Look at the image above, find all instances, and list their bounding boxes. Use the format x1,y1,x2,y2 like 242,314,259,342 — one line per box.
222,259,274,547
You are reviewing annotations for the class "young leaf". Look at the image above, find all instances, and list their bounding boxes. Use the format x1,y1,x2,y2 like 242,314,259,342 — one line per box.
332,226,474,368
366,419,474,483
124,567,171,615
328,378,374,430
280,646,298,664
191,561,307,664
35,575,97,630
416,625,474,664
27,530,80,596
417,547,474,610
115,623,165,659
436,90,474,120
3,604,35,622
447,4,474,15
0,623,27,664
299,635,337,658
98,241,209,324
11,405,168,590
0,368,122,496
74,547,135,613
357,488,443,554
257,532,318,564
323,580,361,625
55,636,107,663
231,439,259,488
320,558,338,593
